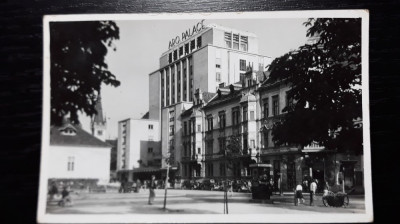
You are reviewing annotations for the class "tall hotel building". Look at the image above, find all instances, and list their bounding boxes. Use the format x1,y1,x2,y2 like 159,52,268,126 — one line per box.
148,21,271,176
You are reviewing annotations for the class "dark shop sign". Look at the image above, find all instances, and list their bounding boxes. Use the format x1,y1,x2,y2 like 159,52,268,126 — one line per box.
168,20,206,49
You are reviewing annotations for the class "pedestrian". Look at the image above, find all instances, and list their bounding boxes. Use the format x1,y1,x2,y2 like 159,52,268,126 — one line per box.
227,180,233,197
59,186,73,207
310,179,317,206
136,179,141,193
148,175,156,205
295,182,305,205
48,181,58,201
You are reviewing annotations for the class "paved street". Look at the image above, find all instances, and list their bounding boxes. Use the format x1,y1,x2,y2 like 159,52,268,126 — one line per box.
46,189,365,214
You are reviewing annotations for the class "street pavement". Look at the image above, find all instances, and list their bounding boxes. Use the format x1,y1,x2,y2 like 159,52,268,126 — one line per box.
46,189,365,214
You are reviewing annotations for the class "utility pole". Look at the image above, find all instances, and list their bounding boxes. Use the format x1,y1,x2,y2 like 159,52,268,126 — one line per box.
163,153,171,210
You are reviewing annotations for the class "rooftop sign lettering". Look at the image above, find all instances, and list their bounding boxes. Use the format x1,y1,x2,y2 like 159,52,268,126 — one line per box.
168,20,205,49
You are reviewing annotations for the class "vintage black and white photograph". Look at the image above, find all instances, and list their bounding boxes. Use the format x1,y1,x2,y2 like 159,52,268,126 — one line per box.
38,11,372,223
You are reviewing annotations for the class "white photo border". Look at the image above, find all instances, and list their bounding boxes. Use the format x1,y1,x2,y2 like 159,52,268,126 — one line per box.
38,10,372,223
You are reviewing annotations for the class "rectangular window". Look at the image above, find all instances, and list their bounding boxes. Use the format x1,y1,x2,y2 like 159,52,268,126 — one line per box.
197,36,202,48
272,95,280,116
184,121,187,136
67,156,75,171
251,139,255,148
263,98,269,118
148,148,153,153
216,72,221,82
198,148,201,154
185,43,189,55
161,71,165,107
286,91,294,109
224,32,232,48
243,135,248,150
240,59,246,71
166,70,170,106
190,40,195,51
263,131,269,148
232,108,240,126
179,46,183,57
169,125,175,135
250,111,255,121
168,53,172,63
243,106,248,122
207,116,213,131
148,124,153,130
97,130,103,135
173,50,177,61
216,64,221,68
220,138,226,152
233,34,239,50
171,67,175,104
240,35,248,51
197,124,201,132
218,112,226,129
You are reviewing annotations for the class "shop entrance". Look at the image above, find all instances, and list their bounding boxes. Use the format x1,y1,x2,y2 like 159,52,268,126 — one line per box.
286,162,296,190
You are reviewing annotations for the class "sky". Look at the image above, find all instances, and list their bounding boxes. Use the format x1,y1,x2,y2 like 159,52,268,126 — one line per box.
80,18,309,139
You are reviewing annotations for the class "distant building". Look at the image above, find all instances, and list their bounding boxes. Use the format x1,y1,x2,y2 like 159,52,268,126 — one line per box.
91,94,107,141
116,118,162,181
48,123,111,185
106,139,118,181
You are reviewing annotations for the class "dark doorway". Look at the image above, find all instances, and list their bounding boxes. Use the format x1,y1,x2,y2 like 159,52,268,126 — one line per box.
287,162,296,190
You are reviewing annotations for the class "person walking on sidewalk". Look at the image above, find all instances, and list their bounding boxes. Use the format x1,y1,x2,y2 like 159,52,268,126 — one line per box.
148,175,156,205
310,179,317,206
295,183,305,205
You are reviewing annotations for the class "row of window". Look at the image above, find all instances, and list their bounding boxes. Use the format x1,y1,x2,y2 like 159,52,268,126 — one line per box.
161,57,194,107
206,106,254,131
224,32,248,52
168,36,202,64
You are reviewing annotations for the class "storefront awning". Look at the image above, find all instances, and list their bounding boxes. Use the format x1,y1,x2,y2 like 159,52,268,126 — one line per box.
249,163,272,168
131,167,161,173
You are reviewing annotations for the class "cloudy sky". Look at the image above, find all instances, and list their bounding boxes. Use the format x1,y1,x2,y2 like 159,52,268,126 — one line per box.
80,17,310,139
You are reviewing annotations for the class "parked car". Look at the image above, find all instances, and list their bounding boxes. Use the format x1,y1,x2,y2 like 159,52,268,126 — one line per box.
119,181,134,193
211,181,224,191
232,180,251,193
197,178,216,190
181,180,196,190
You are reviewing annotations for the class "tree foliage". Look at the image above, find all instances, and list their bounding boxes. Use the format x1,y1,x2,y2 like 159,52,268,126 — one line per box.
50,21,120,125
267,18,362,154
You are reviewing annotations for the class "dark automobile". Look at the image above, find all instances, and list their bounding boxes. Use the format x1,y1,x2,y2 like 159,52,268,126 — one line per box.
232,180,251,193
197,178,216,190
181,180,196,189
211,181,223,191
119,181,134,193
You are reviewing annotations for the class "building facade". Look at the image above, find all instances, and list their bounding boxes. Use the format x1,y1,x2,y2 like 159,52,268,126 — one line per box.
146,21,363,192
48,124,111,184
148,22,272,175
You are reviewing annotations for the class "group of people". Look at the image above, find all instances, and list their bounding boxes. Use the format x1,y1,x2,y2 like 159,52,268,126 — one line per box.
295,179,318,206
48,181,73,207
